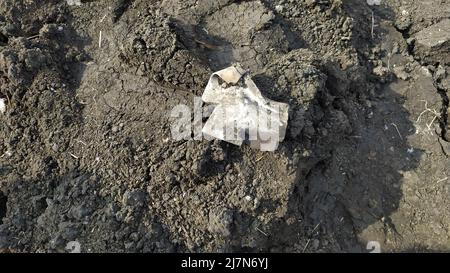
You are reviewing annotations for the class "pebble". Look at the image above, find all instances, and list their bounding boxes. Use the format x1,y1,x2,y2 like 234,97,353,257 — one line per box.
275,5,284,13
0,98,5,114
52,143,59,152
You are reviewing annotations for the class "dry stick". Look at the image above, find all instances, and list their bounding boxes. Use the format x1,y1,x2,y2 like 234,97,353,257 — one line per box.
194,39,219,50
256,227,268,237
27,34,40,40
437,177,448,183
371,10,375,39
99,14,107,23
99,31,102,48
256,155,264,162
416,100,440,131
391,123,403,140
416,100,435,122
69,152,79,159
77,139,87,146
387,53,392,71
311,222,321,233
302,222,321,252
427,115,438,130
302,238,311,253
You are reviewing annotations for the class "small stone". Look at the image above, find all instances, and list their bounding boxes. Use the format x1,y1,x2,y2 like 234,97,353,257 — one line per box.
395,9,412,31
435,66,447,80
275,5,284,13
406,37,415,45
130,232,139,242
373,65,389,78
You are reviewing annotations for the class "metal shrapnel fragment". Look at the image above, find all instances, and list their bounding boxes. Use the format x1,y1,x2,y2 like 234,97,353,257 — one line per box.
202,65,289,151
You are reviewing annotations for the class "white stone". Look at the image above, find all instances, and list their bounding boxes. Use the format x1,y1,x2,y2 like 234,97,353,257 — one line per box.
0,98,6,114
367,0,381,6
66,0,81,6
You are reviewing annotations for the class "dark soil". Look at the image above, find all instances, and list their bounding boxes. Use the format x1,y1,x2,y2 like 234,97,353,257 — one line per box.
0,0,449,252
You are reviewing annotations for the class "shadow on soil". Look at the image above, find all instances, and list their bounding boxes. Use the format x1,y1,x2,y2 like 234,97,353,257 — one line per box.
218,1,423,252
